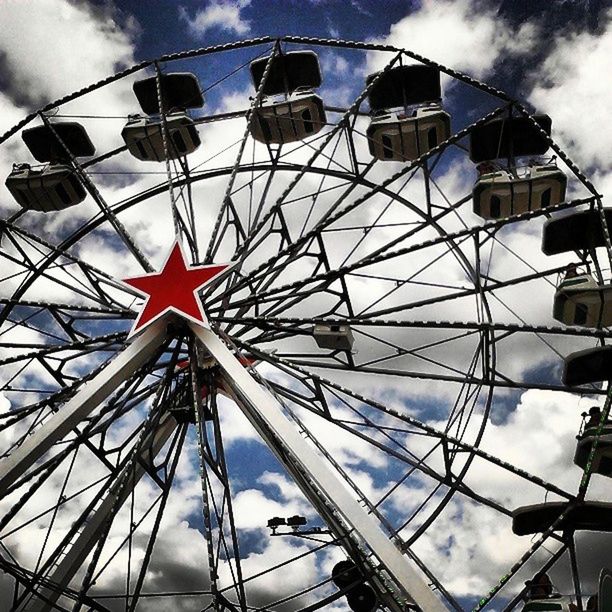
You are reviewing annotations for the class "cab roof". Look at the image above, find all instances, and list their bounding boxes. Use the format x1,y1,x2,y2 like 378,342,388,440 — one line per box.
133,72,204,115
469,115,552,162
366,65,441,111
250,51,322,96
513,501,612,535
564,345,612,387
542,209,612,255
22,122,95,163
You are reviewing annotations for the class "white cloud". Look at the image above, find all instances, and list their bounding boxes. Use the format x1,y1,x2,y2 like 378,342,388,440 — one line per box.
528,9,612,171
0,91,26,140
179,1,252,37
366,0,539,79
0,0,138,106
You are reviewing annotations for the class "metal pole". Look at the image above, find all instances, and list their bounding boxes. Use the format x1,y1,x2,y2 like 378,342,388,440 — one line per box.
0,320,167,496
190,323,447,612
18,414,179,612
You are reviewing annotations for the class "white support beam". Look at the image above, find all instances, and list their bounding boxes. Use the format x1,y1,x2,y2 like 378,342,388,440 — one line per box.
192,324,447,612
21,413,179,612
0,320,167,497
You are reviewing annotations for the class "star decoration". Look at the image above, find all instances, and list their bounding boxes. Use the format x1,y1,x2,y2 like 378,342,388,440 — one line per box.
122,241,230,337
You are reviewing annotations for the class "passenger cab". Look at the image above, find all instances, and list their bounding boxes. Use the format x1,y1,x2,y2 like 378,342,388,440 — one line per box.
249,51,326,145
365,65,450,162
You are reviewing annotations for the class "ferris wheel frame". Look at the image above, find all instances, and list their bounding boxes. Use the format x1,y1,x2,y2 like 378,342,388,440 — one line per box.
0,35,609,612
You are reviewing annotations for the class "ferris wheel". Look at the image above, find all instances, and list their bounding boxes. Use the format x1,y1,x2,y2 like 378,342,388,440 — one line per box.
0,36,611,612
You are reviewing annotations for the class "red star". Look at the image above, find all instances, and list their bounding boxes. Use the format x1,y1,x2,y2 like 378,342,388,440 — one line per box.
122,241,230,336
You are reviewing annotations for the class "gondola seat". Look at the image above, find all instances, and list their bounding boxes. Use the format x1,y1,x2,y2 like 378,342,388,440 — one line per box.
574,424,612,476
473,163,566,219
250,88,326,144
367,104,450,161
553,274,612,328
313,323,354,351
5,163,86,212
122,112,201,162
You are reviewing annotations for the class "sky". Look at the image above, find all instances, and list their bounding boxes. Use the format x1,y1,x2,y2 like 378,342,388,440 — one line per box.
0,1,611,611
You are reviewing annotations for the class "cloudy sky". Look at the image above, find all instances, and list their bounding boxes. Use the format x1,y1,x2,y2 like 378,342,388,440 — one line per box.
0,1,611,611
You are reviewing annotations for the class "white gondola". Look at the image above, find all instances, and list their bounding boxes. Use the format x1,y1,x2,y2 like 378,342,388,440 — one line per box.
575,423,612,477
522,598,573,612
553,273,612,328
250,88,326,145
121,112,201,162
313,323,354,351
367,104,450,162
5,163,86,212
473,162,566,219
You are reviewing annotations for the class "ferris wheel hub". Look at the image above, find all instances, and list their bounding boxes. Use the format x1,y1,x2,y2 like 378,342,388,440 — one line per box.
120,239,232,337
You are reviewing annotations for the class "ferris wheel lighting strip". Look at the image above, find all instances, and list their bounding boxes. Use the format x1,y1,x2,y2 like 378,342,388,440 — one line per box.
191,323,447,612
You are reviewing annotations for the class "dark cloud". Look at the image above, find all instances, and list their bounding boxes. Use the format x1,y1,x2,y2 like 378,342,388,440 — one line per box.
497,0,605,31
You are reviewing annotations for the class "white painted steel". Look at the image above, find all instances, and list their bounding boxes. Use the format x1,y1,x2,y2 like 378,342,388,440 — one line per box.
21,413,179,612
192,324,447,612
0,320,167,496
